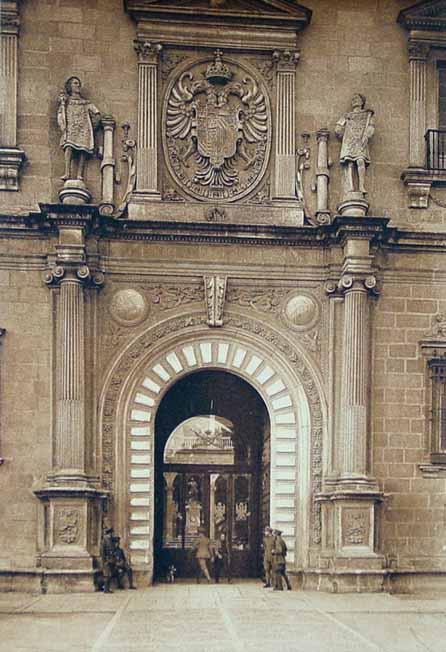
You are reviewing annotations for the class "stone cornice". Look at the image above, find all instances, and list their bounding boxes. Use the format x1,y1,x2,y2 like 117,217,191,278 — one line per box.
1,210,446,251
125,0,312,31
398,1,446,32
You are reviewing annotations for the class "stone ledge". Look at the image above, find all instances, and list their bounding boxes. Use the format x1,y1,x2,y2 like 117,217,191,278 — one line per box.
418,463,446,478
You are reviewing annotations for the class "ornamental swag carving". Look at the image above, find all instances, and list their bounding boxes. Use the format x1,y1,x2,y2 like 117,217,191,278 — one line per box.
164,50,271,202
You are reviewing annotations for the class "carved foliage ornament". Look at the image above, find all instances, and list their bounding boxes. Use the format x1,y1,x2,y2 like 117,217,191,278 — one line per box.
163,51,271,202
55,508,81,545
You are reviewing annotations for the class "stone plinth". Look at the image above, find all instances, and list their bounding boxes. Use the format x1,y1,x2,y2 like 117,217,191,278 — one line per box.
59,180,92,205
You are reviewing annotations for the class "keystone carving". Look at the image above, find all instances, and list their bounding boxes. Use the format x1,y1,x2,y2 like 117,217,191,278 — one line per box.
204,275,227,327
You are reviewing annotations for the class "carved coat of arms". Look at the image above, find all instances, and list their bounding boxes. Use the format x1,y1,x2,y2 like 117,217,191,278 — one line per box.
164,50,271,202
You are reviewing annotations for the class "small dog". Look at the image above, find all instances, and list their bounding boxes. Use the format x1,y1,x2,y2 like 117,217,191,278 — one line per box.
166,564,177,583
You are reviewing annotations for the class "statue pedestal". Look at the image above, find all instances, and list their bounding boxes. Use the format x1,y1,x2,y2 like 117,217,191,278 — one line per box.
338,193,369,217
59,180,92,205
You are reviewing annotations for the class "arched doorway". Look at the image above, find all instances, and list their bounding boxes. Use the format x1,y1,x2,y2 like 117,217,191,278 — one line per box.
102,320,325,584
154,370,270,579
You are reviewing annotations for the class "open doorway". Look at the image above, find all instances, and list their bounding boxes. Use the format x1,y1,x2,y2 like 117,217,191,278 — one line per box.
154,370,270,579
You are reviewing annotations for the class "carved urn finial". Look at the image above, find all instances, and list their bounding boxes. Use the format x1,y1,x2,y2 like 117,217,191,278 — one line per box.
205,50,233,85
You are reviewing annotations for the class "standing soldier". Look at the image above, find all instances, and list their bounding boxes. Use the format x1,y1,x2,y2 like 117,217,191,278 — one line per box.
100,527,117,593
213,531,231,584
193,526,213,583
272,529,292,591
262,526,274,588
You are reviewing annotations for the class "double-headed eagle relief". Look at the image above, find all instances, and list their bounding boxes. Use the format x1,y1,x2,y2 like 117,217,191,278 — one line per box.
164,50,271,202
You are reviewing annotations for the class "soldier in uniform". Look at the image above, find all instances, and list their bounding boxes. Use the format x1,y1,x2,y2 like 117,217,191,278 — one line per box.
100,527,118,593
193,526,213,583
262,526,275,588
272,529,292,591
213,531,231,584
113,536,136,590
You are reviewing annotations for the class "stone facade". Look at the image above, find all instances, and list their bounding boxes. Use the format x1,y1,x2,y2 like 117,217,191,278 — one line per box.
1,0,446,594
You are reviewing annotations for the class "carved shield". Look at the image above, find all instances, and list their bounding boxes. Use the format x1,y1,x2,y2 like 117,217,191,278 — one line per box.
196,104,239,168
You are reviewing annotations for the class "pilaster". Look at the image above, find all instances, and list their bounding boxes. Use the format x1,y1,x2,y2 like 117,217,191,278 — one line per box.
35,206,105,591
0,1,26,190
408,40,429,169
271,50,304,223
133,40,162,200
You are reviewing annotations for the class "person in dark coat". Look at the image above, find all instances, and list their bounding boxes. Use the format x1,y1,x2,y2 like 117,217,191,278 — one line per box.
100,527,118,593
272,529,292,591
213,532,231,584
262,526,274,588
113,536,136,590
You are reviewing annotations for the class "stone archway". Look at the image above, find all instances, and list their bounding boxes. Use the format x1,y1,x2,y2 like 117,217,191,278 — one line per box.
99,311,325,582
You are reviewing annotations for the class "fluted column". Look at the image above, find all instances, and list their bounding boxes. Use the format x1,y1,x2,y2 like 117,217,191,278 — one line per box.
272,50,299,201
134,40,162,199
338,275,375,479
55,270,86,473
45,264,103,480
408,41,429,168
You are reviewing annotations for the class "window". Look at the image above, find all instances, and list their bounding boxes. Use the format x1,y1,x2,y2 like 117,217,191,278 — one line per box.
398,1,446,208
429,358,446,462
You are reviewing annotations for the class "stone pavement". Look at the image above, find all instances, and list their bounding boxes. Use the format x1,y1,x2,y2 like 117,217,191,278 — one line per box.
1,581,446,652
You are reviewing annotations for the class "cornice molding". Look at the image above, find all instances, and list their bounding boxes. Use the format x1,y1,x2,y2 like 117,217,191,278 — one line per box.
398,0,446,32
1,209,446,251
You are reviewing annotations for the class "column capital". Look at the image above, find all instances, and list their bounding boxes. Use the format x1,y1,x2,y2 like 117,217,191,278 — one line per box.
316,128,330,143
408,40,430,62
272,49,300,71
325,274,379,296
101,114,116,130
43,264,105,289
339,273,379,296
134,39,163,64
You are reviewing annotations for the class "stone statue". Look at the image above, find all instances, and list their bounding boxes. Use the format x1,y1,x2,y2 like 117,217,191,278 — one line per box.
57,76,101,181
335,94,374,197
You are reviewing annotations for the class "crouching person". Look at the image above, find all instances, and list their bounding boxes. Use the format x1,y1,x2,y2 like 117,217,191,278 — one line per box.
113,536,137,590
100,527,118,593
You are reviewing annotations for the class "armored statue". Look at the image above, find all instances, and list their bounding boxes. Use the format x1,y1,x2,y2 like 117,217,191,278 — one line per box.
57,76,101,181
335,94,374,197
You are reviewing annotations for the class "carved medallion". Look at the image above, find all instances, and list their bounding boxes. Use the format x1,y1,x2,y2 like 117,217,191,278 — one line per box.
109,289,148,327
163,50,271,202
282,292,320,331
